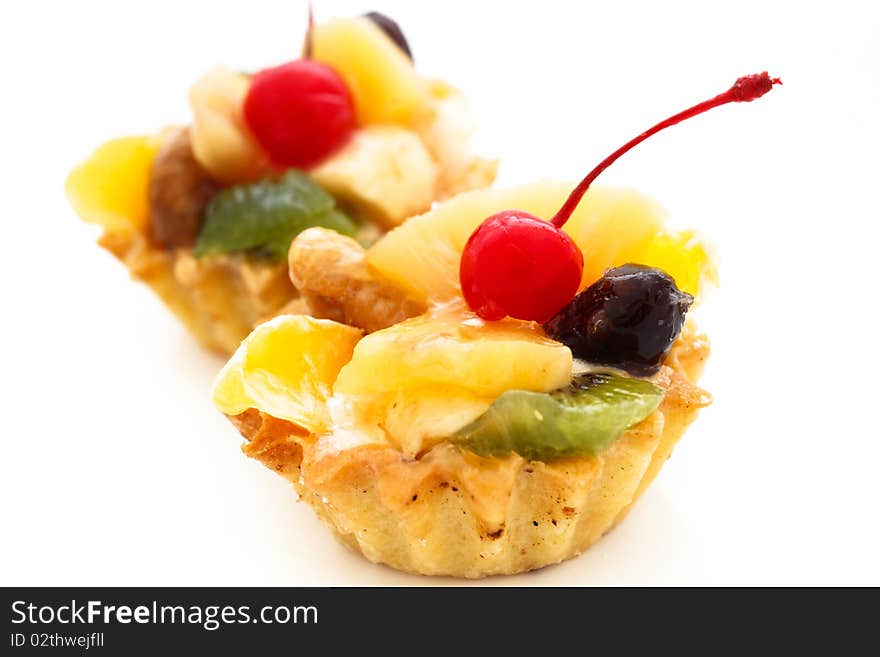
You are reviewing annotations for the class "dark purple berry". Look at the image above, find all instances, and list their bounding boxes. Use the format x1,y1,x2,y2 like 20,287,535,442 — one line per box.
364,12,413,61
543,264,693,376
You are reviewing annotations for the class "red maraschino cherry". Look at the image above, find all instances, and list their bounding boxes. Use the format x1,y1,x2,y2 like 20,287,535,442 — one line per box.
244,60,355,169
243,9,355,169
460,72,781,323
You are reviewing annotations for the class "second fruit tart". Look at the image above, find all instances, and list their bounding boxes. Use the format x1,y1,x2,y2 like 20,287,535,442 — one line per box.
65,11,497,355
212,74,779,577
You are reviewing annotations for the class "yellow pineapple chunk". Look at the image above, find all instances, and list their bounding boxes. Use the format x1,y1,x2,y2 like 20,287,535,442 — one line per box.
640,229,717,298
310,125,437,227
65,135,160,233
334,303,572,399
562,187,666,289
367,182,713,304
312,17,428,125
213,315,361,433
189,66,268,184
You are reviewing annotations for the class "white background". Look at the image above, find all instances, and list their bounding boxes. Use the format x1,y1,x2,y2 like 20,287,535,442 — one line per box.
1,0,878,586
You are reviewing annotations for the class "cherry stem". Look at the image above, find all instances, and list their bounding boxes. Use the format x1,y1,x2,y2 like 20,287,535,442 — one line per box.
550,72,782,228
303,2,315,59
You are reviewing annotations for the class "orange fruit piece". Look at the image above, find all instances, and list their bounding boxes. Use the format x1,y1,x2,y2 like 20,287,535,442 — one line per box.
65,135,159,233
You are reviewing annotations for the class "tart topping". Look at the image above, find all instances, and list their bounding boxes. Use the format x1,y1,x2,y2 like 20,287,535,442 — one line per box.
243,60,356,169
310,125,438,227
213,315,362,433
288,227,425,332
331,303,572,457
65,135,159,233
366,183,704,303
333,303,572,400
450,372,664,461
311,17,428,125
460,72,781,323
459,210,584,324
544,265,693,376
194,170,355,261
189,66,268,185
364,11,413,60
148,127,218,249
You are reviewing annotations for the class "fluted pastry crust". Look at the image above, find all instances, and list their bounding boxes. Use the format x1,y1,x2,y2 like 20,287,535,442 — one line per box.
228,329,710,577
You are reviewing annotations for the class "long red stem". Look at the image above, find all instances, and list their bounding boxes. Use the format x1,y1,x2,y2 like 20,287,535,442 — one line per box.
550,72,782,228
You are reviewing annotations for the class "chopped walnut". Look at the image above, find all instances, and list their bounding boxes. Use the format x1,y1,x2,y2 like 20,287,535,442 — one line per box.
288,227,425,332
148,126,218,249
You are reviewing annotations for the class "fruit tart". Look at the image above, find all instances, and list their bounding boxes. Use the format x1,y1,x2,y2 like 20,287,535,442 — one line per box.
65,11,497,355
213,74,779,577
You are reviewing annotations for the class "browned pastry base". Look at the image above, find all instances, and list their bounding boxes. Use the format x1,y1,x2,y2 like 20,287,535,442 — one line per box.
227,329,710,577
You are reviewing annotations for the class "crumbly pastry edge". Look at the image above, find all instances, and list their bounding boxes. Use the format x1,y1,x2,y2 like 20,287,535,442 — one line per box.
227,328,710,578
